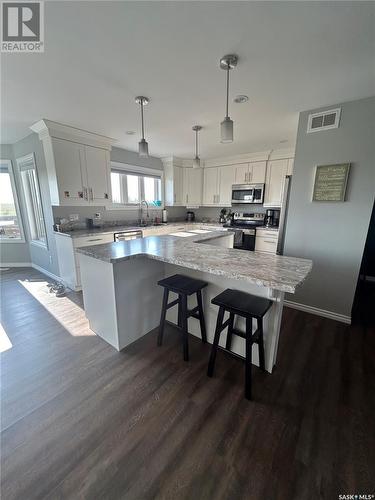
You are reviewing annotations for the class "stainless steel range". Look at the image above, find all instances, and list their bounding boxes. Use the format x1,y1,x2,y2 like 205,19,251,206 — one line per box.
230,212,265,251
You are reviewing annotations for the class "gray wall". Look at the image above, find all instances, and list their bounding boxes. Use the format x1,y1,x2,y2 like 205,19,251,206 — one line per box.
284,96,375,318
12,134,60,276
0,144,31,265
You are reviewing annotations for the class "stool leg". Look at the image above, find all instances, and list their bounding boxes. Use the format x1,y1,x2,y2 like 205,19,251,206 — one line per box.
245,317,253,400
157,288,169,346
225,313,235,350
181,294,189,361
177,294,182,328
257,318,266,371
196,290,207,343
207,306,225,377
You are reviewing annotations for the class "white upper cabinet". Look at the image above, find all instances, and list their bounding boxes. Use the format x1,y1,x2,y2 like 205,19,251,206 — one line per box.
163,157,184,206
264,159,289,207
30,119,115,206
203,167,219,205
52,138,86,204
218,165,236,206
84,145,111,203
184,168,203,206
234,164,249,184
250,161,267,183
203,165,235,206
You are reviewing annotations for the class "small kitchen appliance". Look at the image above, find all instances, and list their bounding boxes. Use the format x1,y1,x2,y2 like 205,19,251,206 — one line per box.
265,209,280,228
186,211,195,222
231,183,265,204
162,209,168,223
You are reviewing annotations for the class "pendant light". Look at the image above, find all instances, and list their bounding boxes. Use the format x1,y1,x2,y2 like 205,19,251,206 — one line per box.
220,54,238,143
135,96,149,157
192,125,202,168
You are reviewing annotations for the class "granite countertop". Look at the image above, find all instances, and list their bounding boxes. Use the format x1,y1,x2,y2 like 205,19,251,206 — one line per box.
76,230,312,293
54,222,223,238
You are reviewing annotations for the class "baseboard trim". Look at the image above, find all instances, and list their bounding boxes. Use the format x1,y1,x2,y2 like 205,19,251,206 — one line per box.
284,300,352,324
0,262,31,268
31,263,61,283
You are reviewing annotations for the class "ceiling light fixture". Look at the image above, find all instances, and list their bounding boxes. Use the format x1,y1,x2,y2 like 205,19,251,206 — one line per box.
192,125,202,168
220,54,238,143
234,95,248,104
135,96,149,157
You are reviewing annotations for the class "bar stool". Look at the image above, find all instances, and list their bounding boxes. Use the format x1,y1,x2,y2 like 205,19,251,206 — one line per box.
157,274,208,361
207,289,273,400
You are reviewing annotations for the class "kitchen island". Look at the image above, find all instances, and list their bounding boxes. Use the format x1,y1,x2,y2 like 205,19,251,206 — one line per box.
77,229,312,373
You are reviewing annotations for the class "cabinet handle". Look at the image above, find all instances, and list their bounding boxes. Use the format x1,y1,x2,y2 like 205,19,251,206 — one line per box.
245,172,247,182
89,187,93,201
83,187,88,200
87,238,104,242
186,194,188,203
263,239,276,244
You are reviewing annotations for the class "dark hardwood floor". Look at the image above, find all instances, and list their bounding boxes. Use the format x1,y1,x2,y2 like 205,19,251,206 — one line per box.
1,267,374,500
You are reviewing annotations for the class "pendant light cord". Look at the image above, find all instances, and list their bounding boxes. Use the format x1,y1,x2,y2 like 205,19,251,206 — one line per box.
195,128,198,158
140,100,145,140
225,67,230,118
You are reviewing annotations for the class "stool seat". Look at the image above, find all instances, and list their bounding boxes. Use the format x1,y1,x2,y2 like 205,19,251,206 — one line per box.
158,274,207,296
157,274,208,361
212,289,272,319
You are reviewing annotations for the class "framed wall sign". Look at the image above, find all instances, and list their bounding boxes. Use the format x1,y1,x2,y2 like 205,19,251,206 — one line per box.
312,163,350,202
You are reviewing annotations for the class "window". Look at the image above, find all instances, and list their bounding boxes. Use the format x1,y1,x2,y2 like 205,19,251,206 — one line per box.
0,159,24,241
110,164,162,206
17,154,47,247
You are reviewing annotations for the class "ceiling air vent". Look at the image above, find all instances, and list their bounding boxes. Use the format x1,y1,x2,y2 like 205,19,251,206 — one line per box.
307,108,341,133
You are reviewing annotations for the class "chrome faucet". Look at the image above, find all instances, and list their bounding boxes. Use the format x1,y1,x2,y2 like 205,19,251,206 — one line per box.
139,200,150,226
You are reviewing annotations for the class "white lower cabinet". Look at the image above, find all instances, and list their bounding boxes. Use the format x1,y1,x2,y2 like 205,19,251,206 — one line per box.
56,232,115,290
255,229,279,254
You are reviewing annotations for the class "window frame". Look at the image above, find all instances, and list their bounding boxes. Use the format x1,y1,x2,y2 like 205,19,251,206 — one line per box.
16,153,48,249
109,162,164,210
0,158,26,243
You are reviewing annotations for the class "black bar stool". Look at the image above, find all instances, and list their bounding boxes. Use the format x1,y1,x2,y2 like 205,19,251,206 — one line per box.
157,274,208,361
207,289,273,400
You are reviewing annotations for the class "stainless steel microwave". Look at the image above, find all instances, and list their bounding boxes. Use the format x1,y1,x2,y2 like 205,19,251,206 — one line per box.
231,183,265,204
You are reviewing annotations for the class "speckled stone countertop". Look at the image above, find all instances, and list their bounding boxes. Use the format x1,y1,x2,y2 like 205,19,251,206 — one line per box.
76,230,312,293
54,222,223,238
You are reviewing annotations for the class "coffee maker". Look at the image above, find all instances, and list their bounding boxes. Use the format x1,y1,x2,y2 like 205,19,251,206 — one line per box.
265,209,280,228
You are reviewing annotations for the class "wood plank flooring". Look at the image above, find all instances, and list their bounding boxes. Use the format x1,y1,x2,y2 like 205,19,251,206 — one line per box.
1,267,374,500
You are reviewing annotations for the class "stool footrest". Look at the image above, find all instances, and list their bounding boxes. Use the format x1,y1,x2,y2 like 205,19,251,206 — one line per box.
187,306,199,318
166,298,179,310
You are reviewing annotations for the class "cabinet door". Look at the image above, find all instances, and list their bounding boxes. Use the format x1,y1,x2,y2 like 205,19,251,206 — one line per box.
203,167,219,205
185,168,202,206
264,159,288,207
85,146,111,204
52,138,86,204
218,165,235,206
234,164,249,184
250,161,267,183
173,166,184,205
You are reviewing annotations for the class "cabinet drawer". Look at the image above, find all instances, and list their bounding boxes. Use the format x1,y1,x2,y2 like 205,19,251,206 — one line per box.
73,234,115,248
256,229,279,238
255,236,278,253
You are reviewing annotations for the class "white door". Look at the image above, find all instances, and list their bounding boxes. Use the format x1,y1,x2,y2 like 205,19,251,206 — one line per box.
85,146,111,204
264,159,289,207
52,138,86,204
203,167,219,205
173,166,184,205
234,164,249,184
218,165,236,206
185,168,202,206
250,161,267,183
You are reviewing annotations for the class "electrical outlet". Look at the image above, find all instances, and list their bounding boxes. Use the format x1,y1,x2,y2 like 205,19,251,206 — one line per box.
94,213,101,220
69,214,79,221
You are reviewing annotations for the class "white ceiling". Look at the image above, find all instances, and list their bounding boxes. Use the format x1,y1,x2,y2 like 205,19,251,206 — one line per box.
1,1,374,159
